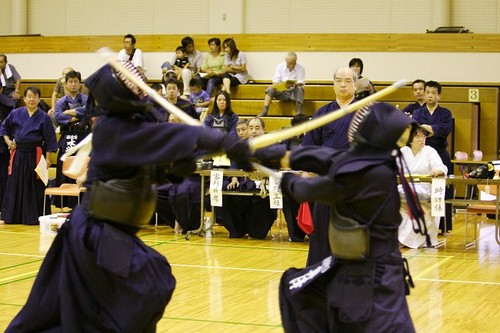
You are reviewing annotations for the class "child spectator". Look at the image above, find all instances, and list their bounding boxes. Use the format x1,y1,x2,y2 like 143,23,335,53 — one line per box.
173,46,189,81
188,79,211,119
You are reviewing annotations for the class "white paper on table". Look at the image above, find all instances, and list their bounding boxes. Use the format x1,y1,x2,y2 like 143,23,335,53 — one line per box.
35,155,49,186
210,170,224,207
269,175,283,209
431,178,446,217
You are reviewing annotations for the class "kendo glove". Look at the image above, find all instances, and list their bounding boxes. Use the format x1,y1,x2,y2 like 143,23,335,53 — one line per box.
197,129,252,168
251,144,287,170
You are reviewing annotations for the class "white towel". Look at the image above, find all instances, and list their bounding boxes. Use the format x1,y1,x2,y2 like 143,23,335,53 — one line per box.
0,64,13,86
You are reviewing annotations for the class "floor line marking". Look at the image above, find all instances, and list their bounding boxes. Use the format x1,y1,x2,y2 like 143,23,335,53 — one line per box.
163,316,282,328
415,277,500,286
412,255,454,279
0,270,38,284
0,252,45,258
171,263,284,273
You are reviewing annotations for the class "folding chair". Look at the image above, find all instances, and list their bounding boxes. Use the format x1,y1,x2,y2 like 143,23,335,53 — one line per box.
43,156,90,215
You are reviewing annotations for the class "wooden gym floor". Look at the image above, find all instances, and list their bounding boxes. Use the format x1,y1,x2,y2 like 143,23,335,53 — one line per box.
0,212,499,332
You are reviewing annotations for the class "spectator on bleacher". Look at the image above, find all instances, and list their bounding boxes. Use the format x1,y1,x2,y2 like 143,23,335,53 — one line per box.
161,36,203,99
398,126,447,248
0,86,57,224
349,57,375,100
222,117,277,239
200,37,225,97
412,80,454,234
0,54,21,121
203,90,238,136
188,79,211,118
301,66,358,266
118,34,145,75
259,52,305,116
54,70,91,210
165,78,199,121
221,38,249,95
171,46,190,82
48,66,74,117
402,79,426,116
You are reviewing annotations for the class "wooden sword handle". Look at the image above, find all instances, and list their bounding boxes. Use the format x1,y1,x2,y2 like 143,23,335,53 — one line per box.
248,79,408,152
98,47,201,127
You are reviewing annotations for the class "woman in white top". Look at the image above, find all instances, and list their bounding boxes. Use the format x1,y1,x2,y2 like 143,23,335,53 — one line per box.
398,126,448,248
221,38,248,94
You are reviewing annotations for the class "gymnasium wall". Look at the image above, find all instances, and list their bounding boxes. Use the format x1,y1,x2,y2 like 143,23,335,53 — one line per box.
1,0,499,35
1,1,499,82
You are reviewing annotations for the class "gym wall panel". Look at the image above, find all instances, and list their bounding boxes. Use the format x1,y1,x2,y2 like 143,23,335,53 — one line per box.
4,0,499,36
452,0,500,33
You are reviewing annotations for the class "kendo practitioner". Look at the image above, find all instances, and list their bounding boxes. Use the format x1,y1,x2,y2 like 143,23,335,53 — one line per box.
0,86,57,224
222,117,277,239
53,70,91,209
6,62,251,332
412,80,454,234
301,66,357,265
252,102,426,332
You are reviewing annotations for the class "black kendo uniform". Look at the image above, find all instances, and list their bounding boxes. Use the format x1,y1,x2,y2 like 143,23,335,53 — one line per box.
255,103,421,332
301,100,355,265
6,62,250,333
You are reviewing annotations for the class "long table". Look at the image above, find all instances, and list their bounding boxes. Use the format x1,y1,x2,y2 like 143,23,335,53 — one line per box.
189,169,272,239
194,170,500,246
411,175,500,247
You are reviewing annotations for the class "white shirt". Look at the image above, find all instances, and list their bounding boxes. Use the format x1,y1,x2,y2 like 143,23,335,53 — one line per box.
225,51,249,84
272,62,306,85
399,145,448,199
118,48,144,69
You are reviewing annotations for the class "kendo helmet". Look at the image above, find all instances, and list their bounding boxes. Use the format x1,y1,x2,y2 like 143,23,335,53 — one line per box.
85,61,147,116
348,102,418,150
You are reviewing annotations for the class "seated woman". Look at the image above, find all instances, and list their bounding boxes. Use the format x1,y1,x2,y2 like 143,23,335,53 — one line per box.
398,126,448,248
204,91,239,136
221,38,249,95
200,37,225,97
349,57,375,100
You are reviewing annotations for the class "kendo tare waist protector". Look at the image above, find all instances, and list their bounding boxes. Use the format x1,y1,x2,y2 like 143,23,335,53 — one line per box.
87,168,157,227
328,207,370,260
